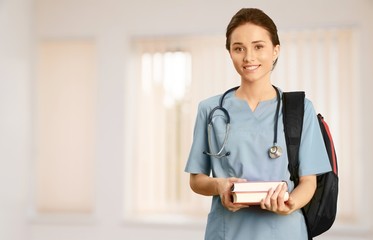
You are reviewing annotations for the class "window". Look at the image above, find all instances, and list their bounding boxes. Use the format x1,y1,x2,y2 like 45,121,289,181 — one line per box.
134,50,193,215
130,49,213,218
127,29,360,227
125,37,235,220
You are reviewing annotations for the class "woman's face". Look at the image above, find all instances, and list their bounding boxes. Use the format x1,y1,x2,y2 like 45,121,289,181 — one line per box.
229,23,279,84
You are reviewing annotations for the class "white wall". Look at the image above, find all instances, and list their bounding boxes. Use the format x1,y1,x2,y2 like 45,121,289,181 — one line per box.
1,0,372,239
0,0,32,239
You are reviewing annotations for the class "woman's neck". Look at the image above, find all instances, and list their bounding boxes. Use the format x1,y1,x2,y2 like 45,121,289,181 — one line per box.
235,81,276,111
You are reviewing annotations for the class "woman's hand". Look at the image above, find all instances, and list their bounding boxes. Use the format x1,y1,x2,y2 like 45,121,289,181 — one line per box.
216,177,249,212
260,182,296,215
260,175,316,215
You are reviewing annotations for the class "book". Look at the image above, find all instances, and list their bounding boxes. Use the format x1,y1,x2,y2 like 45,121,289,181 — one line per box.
231,181,289,205
231,181,287,192
232,191,289,204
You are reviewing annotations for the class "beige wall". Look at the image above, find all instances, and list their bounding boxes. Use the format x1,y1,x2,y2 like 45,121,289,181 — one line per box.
1,0,372,239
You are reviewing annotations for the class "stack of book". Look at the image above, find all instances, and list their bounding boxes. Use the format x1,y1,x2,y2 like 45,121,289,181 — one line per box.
231,181,289,205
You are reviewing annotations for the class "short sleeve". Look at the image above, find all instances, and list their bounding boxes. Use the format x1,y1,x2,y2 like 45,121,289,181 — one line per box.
298,100,332,176
184,102,211,175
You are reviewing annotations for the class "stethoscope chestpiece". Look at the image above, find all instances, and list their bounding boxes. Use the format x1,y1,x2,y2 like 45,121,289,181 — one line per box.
268,145,283,159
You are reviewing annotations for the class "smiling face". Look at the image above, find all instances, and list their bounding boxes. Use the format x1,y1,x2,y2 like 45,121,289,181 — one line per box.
229,23,280,85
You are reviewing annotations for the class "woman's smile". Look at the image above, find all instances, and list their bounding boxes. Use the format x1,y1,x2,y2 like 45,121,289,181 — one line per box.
243,64,261,72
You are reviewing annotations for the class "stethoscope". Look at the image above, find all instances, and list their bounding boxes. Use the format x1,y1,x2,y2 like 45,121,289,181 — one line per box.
203,85,283,159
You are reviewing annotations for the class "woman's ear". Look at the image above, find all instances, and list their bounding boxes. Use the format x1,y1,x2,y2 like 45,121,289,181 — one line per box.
273,44,280,61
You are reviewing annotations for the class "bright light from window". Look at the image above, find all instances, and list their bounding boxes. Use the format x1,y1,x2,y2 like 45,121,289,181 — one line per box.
141,51,191,107
163,51,191,105
141,53,152,94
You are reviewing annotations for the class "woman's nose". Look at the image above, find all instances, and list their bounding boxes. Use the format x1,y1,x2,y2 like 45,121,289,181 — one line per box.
243,49,255,62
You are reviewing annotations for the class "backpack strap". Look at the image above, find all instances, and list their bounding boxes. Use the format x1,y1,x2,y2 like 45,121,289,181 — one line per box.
282,92,305,186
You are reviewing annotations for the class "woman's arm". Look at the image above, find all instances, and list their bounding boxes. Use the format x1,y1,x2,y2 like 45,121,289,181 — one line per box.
190,173,229,196
260,175,316,215
288,175,317,209
189,173,249,212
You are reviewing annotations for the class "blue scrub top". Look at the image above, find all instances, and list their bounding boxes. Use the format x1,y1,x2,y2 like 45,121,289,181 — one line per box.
184,89,331,240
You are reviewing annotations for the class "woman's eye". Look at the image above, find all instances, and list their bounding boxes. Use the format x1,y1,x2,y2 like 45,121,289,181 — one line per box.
234,47,244,52
255,45,264,50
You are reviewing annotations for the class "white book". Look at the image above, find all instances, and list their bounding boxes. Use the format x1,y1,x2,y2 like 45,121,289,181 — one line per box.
231,181,287,192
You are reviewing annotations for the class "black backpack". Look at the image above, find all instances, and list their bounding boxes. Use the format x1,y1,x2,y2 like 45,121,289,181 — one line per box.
282,92,339,239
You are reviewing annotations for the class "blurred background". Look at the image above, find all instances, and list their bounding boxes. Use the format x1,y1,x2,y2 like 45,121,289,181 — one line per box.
1,0,372,239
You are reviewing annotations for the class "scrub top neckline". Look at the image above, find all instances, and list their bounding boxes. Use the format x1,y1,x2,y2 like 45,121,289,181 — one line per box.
227,89,279,113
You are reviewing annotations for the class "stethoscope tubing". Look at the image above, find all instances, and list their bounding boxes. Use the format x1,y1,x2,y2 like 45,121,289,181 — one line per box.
203,85,282,159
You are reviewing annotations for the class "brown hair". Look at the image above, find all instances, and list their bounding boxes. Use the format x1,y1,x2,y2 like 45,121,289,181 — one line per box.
226,8,280,66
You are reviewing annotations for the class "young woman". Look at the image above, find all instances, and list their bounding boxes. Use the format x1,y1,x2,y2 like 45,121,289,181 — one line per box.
184,8,331,240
